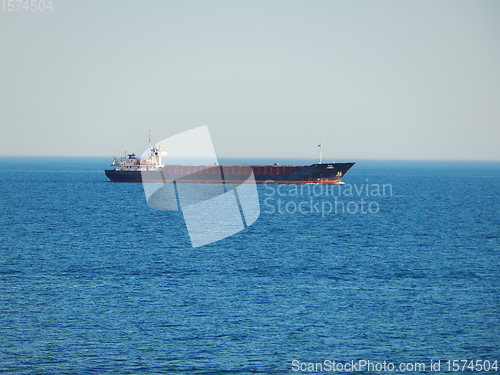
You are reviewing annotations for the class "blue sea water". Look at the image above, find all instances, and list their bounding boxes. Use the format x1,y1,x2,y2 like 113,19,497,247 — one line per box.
1,157,499,374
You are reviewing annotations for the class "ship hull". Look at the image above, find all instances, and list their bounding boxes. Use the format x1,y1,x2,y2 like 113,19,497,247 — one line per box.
105,163,355,184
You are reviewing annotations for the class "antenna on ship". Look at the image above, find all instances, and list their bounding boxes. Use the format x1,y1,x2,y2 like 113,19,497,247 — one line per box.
318,142,323,164
148,129,152,149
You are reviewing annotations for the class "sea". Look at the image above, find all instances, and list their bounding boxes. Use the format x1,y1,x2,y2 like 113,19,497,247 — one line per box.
1,157,499,374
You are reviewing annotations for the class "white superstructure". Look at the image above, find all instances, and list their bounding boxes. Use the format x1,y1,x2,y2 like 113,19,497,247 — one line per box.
112,145,167,172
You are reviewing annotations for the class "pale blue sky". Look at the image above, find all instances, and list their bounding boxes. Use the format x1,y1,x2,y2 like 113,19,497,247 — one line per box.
1,0,499,160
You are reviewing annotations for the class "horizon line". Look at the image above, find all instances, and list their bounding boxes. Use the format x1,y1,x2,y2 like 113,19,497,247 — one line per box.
0,155,499,163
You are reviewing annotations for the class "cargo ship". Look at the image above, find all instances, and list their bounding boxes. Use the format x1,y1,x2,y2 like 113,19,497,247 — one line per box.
105,144,355,184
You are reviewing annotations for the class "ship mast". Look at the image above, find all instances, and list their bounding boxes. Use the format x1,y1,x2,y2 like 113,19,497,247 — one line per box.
318,142,323,164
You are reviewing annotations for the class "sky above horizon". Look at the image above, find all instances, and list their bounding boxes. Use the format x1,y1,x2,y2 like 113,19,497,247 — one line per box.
1,0,499,161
